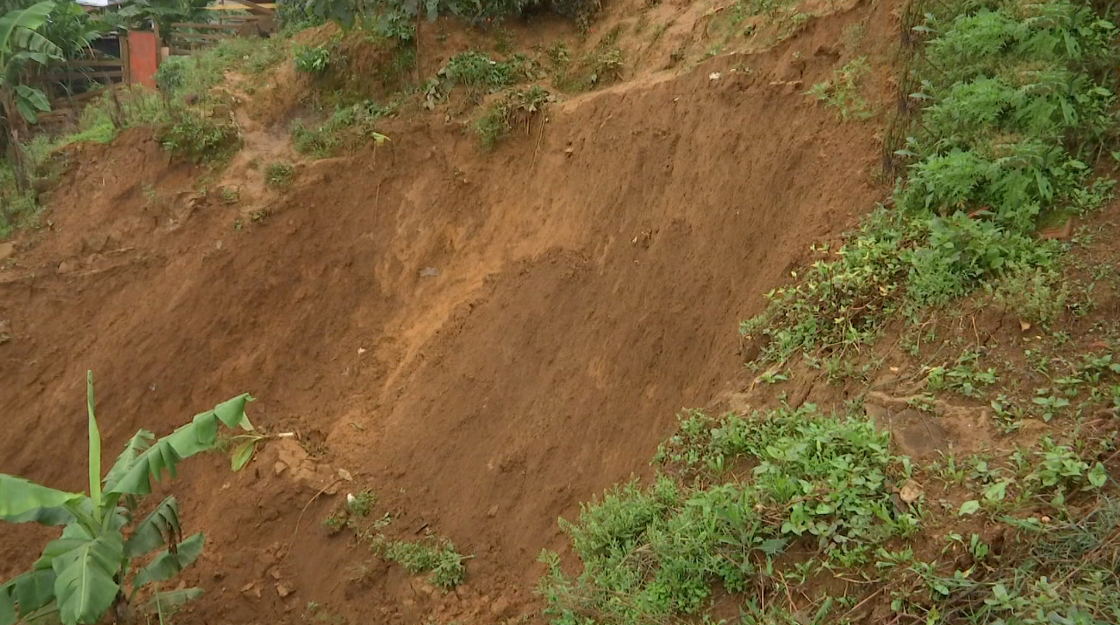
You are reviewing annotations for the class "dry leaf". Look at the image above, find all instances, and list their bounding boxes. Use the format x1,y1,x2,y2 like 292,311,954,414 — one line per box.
899,479,922,503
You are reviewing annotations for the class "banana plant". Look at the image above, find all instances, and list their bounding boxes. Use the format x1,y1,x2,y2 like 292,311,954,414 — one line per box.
0,372,256,625
0,1,63,124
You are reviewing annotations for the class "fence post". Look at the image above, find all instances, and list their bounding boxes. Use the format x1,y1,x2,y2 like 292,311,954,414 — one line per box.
119,33,131,84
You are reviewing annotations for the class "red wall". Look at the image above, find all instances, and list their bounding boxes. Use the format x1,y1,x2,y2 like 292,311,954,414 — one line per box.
127,31,159,89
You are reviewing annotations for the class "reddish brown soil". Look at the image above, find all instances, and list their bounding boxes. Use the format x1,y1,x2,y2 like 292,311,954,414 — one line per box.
0,1,897,623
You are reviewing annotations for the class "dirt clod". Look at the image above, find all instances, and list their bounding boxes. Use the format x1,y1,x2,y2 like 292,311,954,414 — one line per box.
490,596,512,618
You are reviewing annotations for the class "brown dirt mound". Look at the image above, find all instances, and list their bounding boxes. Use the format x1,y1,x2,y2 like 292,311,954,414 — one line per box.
0,2,893,623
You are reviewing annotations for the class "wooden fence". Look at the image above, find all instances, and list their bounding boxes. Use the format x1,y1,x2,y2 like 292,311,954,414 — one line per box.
169,1,275,55
168,22,244,55
27,46,131,125
36,59,128,85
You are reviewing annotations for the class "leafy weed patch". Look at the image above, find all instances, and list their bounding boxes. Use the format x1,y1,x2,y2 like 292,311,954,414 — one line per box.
383,537,468,589
441,50,537,91
265,162,296,189
550,34,623,92
290,100,392,158
742,0,1119,364
475,86,550,149
539,404,917,625
160,107,242,165
319,491,469,589
805,57,871,121
295,42,335,75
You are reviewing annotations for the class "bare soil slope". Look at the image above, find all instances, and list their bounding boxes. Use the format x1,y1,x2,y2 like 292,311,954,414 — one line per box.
0,2,892,623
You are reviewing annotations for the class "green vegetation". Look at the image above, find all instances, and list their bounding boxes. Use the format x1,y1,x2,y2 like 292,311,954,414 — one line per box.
986,264,1070,326
109,0,211,45
149,38,291,166
265,161,295,188
71,87,169,143
292,0,604,32
441,50,535,90
319,490,469,589
924,350,998,398
882,498,1120,625
551,35,623,92
475,86,549,149
0,2,63,127
3,33,290,236
706,0,803,48
36,1,101,60
220,186,240,204
805,57,871,121
346,490,375,516
383,537,467,589
294,42,333,75
290,100,391,157
741,0,1119,364
159,106,241,165
1,1,285,237
154,37,287,98
0,1,69,218
0,161,37,238
540,405,917,625
0,372,255,625
1,85,169,236
541,404,1113,625
373,41,417,92
422,50,538,110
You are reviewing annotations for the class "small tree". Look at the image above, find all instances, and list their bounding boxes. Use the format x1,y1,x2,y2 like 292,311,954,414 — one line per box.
0,372,259,625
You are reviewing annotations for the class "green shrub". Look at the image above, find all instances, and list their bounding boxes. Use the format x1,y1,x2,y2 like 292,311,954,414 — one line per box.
2,87,173,239
155,55,191,93
805,57,870,121
986,264,1070,326
440,50,534,90
0,163,40,240
41,1,102,61
383,537,467,589
475,86,549,149
160,107,241,164
265,161,295,188
540,405,916,625
586,45,622,86
294,43,332,74
290,100,390,157
551,38,623,92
